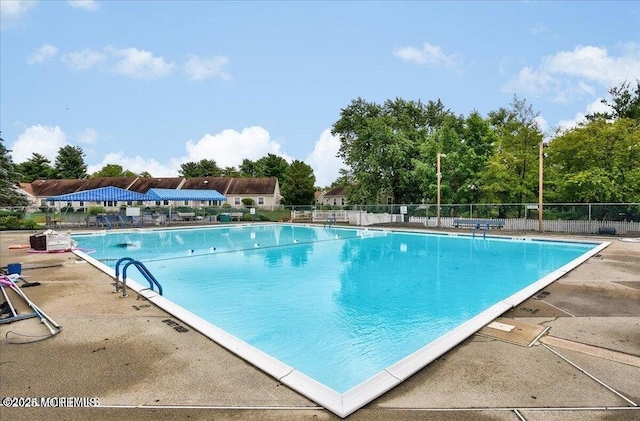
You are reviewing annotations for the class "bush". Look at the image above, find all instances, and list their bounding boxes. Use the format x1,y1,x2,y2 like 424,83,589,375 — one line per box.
222,203,231,209
242,198,255,206
76,207,86,213
88,206,104,215
0,216,22,230
21,219,38,229
60,206,74,213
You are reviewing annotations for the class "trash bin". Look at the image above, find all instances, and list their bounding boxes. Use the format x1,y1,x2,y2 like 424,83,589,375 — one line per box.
219,213,231,223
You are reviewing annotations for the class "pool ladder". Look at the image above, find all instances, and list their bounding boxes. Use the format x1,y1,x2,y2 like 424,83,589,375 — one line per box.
324,216,336,228
114,257,163,298
472,222,490,239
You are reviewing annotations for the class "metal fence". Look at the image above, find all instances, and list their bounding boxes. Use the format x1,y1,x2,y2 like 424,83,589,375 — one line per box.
3,202,639,235
290,203,640,235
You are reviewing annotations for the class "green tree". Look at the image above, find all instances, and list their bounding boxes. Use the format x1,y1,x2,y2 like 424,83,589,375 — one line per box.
478,96,543,210
139,171,152,178
179,162,200,177
587,79,640,122
546,118,640,202
281,160,316,205
0,134,29,206
16,152,53,182
221,166,240,177
256,154,289,185
199,159,222,176
239,159,260,177
92,164,130,177
179,159,221,177
333,97,458,204
53,145,88,179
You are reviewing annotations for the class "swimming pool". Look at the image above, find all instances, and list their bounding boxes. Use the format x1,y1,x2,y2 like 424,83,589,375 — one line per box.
73,224,607,417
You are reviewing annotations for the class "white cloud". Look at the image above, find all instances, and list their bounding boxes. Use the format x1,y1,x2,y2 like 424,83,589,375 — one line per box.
87,153,178,177
184,127,292,169
0,0,37,20
77,128,98,144
106,46,174,79
27,44,58,64
62,48,105,70
533,115,549,135
183,54,231,81
555,98,613,133
67,0,99,11
504,44,640,102
305,129,343,187
9,125,68,163
393,43,460,68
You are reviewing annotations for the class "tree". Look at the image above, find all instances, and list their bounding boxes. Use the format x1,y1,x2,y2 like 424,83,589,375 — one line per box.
199,159,222,176
333,97,458,204
179,159,221,177
53,145,88,179
239,159,260,177
587,79,640,122
139,171,152,178
16,153,53,182
221,166,240,177
281,160,316,205
0,134,29,206
478,96,543,210
92,164,135,177
256,154,289,185
546,118,640,202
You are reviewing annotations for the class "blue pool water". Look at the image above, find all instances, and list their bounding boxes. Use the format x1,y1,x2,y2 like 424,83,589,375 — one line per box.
74,225,597,393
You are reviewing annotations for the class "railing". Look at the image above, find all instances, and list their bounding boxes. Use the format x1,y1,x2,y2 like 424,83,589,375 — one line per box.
114,257,163,298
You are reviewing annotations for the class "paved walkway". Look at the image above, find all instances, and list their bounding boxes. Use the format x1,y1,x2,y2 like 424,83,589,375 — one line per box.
1,228,638,420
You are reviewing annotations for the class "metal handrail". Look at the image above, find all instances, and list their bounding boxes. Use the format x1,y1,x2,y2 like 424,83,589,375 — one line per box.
114,257,163,298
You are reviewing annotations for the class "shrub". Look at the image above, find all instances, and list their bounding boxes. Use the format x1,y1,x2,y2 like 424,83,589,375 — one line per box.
88,206,104,215
21,219,39,229
222,203,231,208
61,206,74,213
0,216,22,230
242,198,255,206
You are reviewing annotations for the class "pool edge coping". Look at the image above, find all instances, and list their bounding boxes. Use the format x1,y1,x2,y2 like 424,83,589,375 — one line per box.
71,225,610,418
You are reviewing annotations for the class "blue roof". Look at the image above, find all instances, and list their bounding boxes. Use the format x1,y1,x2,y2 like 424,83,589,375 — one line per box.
47,186,152,202
146,188,226,201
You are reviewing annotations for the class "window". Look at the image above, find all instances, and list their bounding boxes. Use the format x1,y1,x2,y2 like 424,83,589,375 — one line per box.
163,200,169,206
333,198,336,205
79,201,84,207
258,197,265,205
341,198,345,206
184,200,189,206
127,201,132,206
387,197,393,205
40,199,47,206
234,197,241,205
66,202,72,207
155,201,161,206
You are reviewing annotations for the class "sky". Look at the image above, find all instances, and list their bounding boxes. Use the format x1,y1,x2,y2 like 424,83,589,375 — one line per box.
1,1,639,186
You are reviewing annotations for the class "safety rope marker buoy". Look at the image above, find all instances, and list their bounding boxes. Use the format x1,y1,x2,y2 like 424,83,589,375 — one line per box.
8,245,30,250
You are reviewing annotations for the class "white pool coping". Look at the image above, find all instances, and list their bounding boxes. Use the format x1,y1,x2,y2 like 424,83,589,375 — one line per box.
72,227,609,418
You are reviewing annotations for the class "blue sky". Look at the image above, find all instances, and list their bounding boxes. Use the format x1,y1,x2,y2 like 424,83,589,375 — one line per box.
2,1,639,186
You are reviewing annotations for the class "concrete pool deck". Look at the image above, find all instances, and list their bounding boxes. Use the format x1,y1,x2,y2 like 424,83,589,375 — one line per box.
1,227,639,420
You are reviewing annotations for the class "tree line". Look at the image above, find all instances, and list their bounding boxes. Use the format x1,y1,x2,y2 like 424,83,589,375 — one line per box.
332,80,640,205
1,80,638,207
